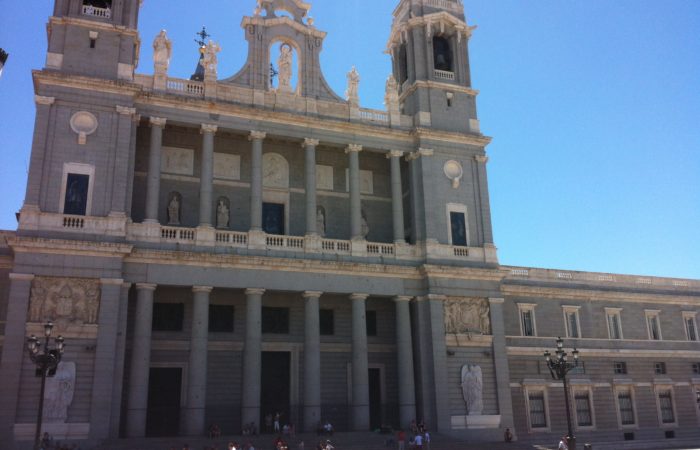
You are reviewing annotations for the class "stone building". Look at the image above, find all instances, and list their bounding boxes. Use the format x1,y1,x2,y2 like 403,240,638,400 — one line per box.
0,0,698,448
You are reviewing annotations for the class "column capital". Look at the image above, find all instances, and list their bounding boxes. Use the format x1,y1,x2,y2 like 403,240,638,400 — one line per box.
393,296,413,303
386,150,404,159
192,286,214,294
349,293,369,301
132,114,142,123
345,144,363,154
100,278,125,286
249,130,267,141
488,297,505,305
302,138,320,148
34,95,55,106
245,288,266,296
418,147,434,157
149,116,167,127
201,124,218,134
9,273,35,281
116,105,137,116
303,291,323,299
475,154,489,164
135,283,157,291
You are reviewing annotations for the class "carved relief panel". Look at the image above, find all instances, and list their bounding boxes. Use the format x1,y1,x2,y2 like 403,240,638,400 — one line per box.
28,277,101,331
444,297,490,335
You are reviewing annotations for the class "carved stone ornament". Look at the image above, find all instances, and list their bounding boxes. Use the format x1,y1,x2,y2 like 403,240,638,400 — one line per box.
444,297,490,335
444,160,463,189
43,361,76,423
70,111,98,145
461,364,484,416
263,153,290,188
28,277,101,331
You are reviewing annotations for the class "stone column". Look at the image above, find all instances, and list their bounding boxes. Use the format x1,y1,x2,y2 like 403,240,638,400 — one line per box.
110,282,132,438
303,291,323,431
351,293,370,430
394,296,416,428
303,139,320,236
346,144,363,239
184,286,212,435
0,273,34,446
89,278,125,440
144,117,166,223
489,298,515,431
242,288,265,429
249,131,266,231
199,125,218,227
126,283,157,437
388,150,405,244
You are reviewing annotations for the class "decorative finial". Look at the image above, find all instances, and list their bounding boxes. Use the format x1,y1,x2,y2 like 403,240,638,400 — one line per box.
195,26,211,48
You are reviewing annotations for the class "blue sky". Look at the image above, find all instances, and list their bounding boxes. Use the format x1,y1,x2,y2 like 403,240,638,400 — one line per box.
0,0,698,279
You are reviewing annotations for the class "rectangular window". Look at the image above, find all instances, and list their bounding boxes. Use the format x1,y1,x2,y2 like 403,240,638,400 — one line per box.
563,306,581,338
606,308,623,340
152,303,184,331
646,310,662,340
614,361,628,375
693,363,700,374
655,362,667,375
63,173,90,215
319,309,334,336
570,361,586,375
658,389,675,424
574,391,593,427
208,305,234,332
683,312,698,341
262,307,289,334
522,310,535,336
366,310,377,336
528,391,547,428
449,211,467,246
617,389,636,426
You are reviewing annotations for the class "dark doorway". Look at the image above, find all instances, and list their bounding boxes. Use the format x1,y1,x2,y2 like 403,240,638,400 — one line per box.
260,352,291,430
63,173,89,215
368,368,382,430
146,367,182,437
450,211,467,246
263,203,285,235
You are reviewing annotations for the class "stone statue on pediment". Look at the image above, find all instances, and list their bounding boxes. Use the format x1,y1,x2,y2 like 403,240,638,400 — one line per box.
277,43,293,93
153,30,172,74
203,40,221,81
346,66,360,106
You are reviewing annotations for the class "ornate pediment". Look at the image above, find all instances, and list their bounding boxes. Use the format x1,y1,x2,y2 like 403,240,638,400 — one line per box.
257,0,311,22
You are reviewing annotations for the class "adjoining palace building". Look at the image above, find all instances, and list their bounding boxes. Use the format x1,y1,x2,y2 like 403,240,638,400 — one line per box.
0,0,698,448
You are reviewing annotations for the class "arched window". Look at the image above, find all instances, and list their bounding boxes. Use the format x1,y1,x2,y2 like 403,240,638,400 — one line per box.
433,36,453,72
398,44,408,84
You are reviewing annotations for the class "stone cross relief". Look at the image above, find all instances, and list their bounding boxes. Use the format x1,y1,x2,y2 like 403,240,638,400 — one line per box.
444,297,491,335
28,277,101,331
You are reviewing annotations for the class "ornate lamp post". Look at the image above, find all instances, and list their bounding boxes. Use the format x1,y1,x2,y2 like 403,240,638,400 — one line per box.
26,321,66,450
544,337,579,450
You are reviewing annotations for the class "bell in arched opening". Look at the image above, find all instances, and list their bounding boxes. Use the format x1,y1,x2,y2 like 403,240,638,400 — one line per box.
433,36,453,72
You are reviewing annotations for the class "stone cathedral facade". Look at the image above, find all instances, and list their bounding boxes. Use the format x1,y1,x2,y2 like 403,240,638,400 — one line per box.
0,0,699,448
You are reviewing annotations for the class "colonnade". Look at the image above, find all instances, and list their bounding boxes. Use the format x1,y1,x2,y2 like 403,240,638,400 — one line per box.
124,285,417,436
143,119,409,243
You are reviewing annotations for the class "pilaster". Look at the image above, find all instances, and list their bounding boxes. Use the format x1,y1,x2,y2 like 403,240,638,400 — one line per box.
144,117,166,223
346,145,363,240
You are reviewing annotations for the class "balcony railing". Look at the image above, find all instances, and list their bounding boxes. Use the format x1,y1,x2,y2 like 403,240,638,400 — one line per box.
359,109,389,123
166,78,205,97
81,5,111,18
433,69,455,81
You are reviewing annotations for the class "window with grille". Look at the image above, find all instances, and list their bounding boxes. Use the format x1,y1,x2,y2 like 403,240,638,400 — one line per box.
262,307,289,334
693,363,700,374
658,390,675,424
208,305,234,332
683,313,698,341
522,310,535,336
563,307,581,338
606,308,622,339
574,391,593,427
617,389,635,425
614,361,627,374
528,391,547,428
518,303,537,337
152,303,184,331
646,311,662,340
655,362,667,375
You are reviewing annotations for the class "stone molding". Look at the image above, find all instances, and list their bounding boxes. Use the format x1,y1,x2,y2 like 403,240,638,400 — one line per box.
192,286,214,293
242,15,327,40
488,297,505,304
303,138,320,147
387,150,403,159
116,105,136,116
245,288,266,296
7,236,133,258
345,144,363,154
35,95,55,106
393,296,413,302
49,16,139,37
200,124,218,134
149,116,167,127
418,147,434,157
135,283,157,291
100,278,125,286
249,130,267,141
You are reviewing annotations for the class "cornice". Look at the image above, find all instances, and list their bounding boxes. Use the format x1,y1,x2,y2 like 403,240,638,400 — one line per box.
33,70,141,98
501,284,700,305
241,15,327,39
420,264,503,282
48,16,139,37
399,80,479,103
412,127,492,147
7,236,133,258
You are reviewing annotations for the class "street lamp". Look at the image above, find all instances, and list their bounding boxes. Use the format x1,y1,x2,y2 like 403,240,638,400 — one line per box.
544,337,579,450
26,321,66,450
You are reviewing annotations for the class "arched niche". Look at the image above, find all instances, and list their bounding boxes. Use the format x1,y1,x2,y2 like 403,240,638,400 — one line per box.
269,39,301,94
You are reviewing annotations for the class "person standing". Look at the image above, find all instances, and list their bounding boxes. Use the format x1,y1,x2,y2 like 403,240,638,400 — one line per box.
414,433,423,450
423,431,430,450
558,436,569,450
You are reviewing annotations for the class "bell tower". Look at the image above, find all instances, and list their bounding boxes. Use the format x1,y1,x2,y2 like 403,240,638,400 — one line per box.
387,0,480,134
46,0,141,81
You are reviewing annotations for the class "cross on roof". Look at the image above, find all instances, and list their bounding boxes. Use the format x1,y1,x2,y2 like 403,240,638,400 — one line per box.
194,27,211,47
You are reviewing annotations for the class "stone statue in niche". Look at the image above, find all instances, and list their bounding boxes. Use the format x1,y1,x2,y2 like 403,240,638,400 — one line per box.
277,43,293,93
346,66,360,105
152,30,172,74
360,210,370,239
444,297,491,335
461,364,483,415
43,361,76,423
316,207,326,237
216,199,230,229
203,40,222,80
167,194,180,225
28,277,101,331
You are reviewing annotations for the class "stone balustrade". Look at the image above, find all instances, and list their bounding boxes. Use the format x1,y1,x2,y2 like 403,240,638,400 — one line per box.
433,69,456,81
81,5,111,18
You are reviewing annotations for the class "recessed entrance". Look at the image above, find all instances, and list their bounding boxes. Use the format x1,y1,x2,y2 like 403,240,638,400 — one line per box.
369,367,382,430
260,351,291,429
146,367,182,437
263,203,285,235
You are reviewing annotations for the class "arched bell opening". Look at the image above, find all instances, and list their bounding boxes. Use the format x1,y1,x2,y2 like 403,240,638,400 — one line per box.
398,44,409,85
269,39,301,94
432,35,453,72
